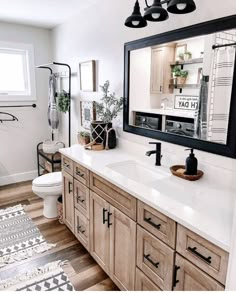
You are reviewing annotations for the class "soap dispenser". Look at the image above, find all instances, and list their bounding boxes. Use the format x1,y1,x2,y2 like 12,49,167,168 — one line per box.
185,148,198,175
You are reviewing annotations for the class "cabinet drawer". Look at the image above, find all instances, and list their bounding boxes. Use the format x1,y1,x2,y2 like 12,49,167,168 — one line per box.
90,172,137,221
174,254,224,291
74,162,89,187
61,155,73,176
137,226,174,290
138,201,176,249
135,268,161,291
74,180,90,218
74,208,89,250
176,224,228,285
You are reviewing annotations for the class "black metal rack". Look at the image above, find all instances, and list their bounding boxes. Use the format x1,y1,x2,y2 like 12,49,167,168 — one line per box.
0,104,37,108
212,42,236,50
37,142,65,176
36,62,71,147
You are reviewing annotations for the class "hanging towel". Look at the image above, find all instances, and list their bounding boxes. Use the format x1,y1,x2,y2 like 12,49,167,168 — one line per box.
48,74,59,132
194,76,209,140
207,46,235,144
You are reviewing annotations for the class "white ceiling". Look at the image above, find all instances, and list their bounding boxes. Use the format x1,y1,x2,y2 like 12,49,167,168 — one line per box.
0,0,86,29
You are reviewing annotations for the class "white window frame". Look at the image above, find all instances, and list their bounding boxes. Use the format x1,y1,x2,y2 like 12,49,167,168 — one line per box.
0,41,36,102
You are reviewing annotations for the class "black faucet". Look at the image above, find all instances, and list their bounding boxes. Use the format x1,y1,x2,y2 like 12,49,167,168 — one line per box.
146,142,162,166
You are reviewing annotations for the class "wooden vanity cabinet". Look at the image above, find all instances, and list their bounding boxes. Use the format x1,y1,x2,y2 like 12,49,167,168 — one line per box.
61,154,229,292
62,171,74,233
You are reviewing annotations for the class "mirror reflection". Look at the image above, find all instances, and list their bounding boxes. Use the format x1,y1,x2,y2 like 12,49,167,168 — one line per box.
129,29,236,145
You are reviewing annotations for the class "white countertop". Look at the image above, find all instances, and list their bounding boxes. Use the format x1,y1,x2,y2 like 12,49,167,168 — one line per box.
134,108,196,119
60,144,234,252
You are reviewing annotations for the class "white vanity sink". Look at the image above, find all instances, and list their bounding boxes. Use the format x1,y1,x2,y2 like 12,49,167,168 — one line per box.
106,160,169,185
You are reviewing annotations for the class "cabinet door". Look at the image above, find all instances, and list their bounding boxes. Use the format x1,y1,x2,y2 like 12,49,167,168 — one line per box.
62,171,74,233
174,254,224,291
150,48,164,94
109,206,136,290
90,191,110,274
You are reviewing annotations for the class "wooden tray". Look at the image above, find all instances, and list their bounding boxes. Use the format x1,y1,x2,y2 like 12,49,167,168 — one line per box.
170,165,204,181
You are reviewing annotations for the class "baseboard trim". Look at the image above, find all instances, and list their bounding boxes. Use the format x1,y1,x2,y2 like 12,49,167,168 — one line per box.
0,170,38,186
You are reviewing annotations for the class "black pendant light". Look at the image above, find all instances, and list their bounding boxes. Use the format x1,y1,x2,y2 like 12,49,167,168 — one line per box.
125,0,147,28
144,0,169,22
167,0,196,14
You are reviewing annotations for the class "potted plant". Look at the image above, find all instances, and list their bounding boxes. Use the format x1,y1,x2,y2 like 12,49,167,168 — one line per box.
177,70,188,85
184,51,192,61
78,131,91,145
92,80,124,149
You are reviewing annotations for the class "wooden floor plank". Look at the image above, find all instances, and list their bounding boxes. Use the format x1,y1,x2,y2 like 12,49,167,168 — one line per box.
0,181,119,291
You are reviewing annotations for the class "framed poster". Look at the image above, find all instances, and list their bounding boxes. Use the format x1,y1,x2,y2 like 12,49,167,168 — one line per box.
80,101,97,129
79,60,96,91
174,95,199,111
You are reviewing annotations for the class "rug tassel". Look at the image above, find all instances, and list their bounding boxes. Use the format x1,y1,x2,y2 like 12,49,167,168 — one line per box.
0,243,56,268
0,260,66,290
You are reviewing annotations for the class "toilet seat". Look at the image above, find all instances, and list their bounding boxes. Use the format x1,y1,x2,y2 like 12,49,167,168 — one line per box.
33,172,62,188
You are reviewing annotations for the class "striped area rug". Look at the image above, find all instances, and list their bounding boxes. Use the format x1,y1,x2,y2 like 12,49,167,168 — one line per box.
0,260,74,291
0,204,55,268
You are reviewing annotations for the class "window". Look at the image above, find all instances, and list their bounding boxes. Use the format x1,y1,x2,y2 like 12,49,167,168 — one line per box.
0,42,36,101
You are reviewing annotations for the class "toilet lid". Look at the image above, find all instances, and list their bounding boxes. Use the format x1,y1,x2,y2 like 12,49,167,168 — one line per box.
33,172,62,187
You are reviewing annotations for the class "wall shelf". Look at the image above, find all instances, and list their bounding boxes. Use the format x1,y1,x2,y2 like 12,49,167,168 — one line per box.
170,58,203,67
169,84,200,89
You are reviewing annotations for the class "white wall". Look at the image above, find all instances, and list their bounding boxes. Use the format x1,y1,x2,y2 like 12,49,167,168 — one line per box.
0,22,52,185
52,1,236,289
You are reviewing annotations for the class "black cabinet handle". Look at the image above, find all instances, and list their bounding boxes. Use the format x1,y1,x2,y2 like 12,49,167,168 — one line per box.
77,225,85,234
68,182,73,193
103,208,108,224
144,217,161,230
173,265,180,288
76,170,84,178
108,212,112,228
144,254,159,268
77,196,85,203
187,246,212,264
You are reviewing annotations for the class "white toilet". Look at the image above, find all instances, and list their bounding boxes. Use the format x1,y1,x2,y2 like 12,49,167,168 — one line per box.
32,172,62,218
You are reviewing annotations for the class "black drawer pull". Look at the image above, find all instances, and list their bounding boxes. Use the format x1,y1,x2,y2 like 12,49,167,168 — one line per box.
144,254,159,268
108,212,112,228
103,208,108,224
187,246,212,264
77,196,85,203
68,182,73,193
77,225,85,234
173,265,180,288
76,170,84,178
144,217,161,230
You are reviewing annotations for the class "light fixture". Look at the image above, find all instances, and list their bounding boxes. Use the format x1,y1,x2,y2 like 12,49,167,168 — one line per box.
125,0,196,28
125,0,147,28
144,0,169,22
167,0,196,14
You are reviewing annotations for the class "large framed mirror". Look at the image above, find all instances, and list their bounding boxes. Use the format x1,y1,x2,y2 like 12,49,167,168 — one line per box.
123,15,236,158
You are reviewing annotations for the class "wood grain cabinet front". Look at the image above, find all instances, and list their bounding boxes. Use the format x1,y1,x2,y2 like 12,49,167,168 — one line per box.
61,155,73,176
137,225,175,290
90,191,110,274
74,208,89,250
135,267,162,291
138,201,176,249
90,191,136,291
90,172,137,221
73,162,90,187
176,224,229,285
173,254,224,291
74,179,90,218
62,171,74,233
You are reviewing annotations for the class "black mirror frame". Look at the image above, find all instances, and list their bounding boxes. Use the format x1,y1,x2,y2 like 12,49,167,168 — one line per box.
123,15,236,158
